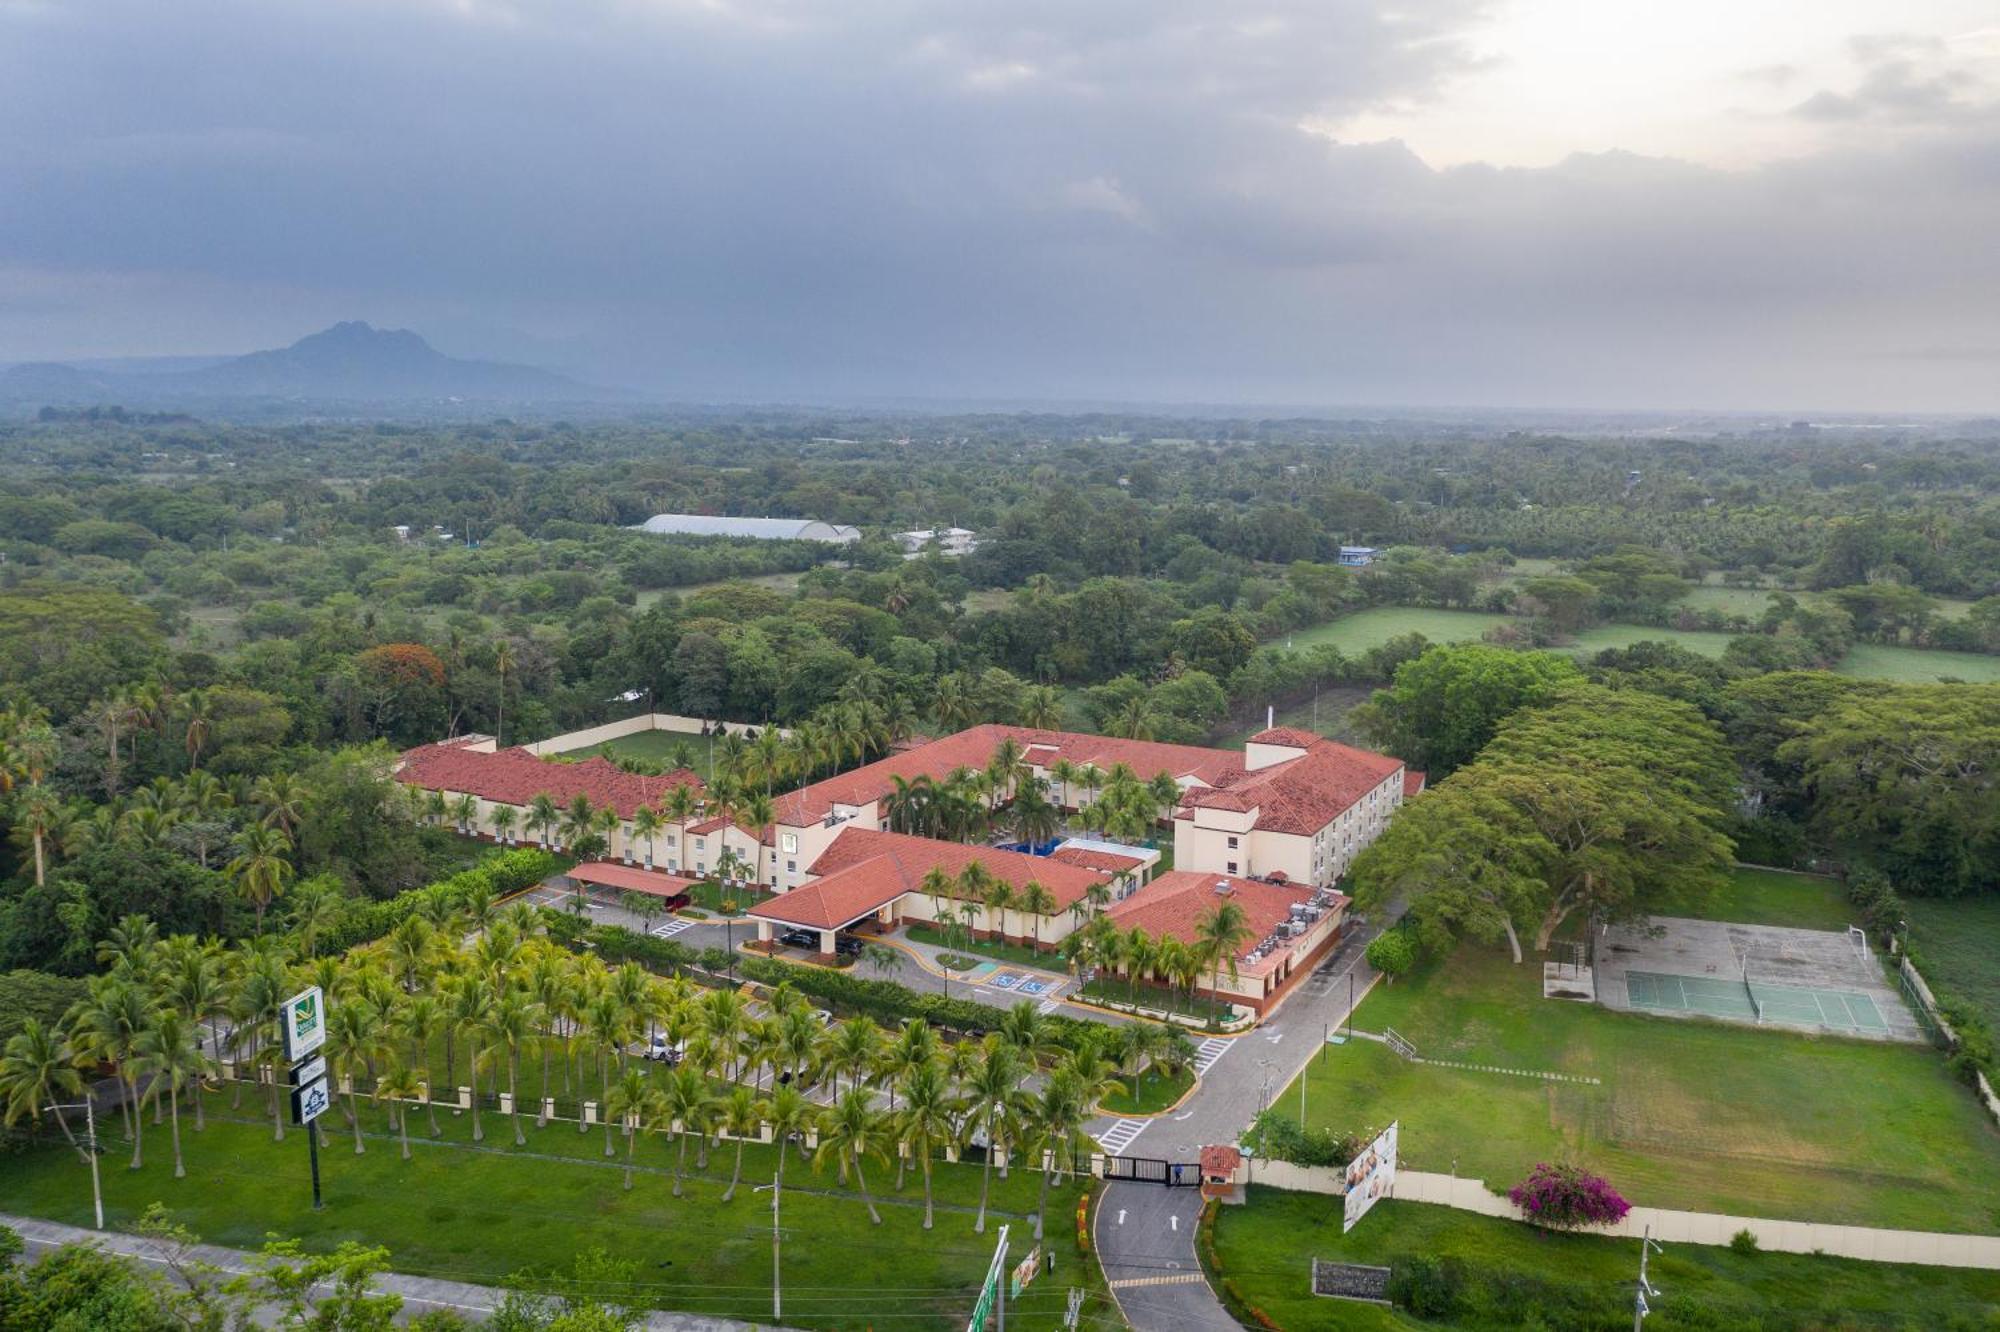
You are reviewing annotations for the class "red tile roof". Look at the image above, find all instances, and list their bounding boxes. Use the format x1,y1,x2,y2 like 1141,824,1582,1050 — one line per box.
803,827,1111,913
1201,1144,1242,1176
1047,846,1148,873
771,724,1241,827
1403,770,1426,797
568,862,703,898
1178,738,1404,836
1104,870,1347,972
1247,727,1321,748
396,743,703,820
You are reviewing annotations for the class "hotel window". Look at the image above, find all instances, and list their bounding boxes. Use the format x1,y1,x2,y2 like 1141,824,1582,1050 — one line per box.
787,860,797,873
781,832,799,855
1226,836,1239,849
1226,861,1238,874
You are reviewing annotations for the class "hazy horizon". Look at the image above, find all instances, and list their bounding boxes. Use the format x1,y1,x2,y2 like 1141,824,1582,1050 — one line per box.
3,1,1997,413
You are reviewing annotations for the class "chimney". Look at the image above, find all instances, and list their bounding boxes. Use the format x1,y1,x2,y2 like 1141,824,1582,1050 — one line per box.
1266,705,1275,729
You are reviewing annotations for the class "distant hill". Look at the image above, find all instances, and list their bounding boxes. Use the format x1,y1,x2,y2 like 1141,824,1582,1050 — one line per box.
0,322,619,410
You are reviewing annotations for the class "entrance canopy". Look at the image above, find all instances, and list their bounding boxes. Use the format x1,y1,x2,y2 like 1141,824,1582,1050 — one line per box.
568,861,702,899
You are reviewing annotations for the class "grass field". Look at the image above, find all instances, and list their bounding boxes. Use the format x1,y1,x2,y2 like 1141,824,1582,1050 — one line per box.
559,729,716,781
0,1091,1104,1331
633,571,804,610
1691,866,1854,931
1099,1065,1195,1116
1276,947,2000,1231
1278,608,1514,655
1207,1193,2000,1332
1902,894,2000,1040
1835,643,2000,683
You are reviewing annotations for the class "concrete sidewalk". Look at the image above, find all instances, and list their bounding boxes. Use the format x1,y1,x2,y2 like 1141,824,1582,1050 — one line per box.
1,1211,770,1330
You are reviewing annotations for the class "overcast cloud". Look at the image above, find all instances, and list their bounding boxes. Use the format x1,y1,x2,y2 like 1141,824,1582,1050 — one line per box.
1,0,1996,410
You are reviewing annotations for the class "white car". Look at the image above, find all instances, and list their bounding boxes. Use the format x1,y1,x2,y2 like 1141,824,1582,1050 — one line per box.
643,1036,683,1064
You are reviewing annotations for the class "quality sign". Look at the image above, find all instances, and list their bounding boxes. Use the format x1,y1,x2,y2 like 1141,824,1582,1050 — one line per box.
283,985,326,1062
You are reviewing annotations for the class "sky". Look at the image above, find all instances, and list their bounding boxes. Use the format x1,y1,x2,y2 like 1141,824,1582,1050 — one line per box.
1,0,1996,411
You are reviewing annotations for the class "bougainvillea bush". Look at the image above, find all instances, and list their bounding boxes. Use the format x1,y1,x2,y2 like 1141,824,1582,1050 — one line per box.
1507,1163,1631,1230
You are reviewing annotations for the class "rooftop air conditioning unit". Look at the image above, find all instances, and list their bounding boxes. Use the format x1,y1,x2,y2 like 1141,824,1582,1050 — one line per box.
1214,880,1232,894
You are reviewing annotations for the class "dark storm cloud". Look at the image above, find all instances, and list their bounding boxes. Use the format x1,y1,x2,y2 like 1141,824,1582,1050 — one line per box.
1,0,1996,409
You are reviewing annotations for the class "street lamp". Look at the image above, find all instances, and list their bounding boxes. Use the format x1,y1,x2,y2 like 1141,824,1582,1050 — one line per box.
1633,1225,1664,1330
753,1171,783,1322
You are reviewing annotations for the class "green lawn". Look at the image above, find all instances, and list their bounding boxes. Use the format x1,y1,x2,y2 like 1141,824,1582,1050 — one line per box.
1279,608,1514,655
2,1092,1106,1331
1835,642,2000,683
1077,976,1233,1024
1207,1192,2000,1332
1277,948,2000,1232
1566,623,1737,658
559,730,715,780
1689,865,1853,931
1099,1064,1195,1115
905,923,1056,970
1903,894,2000,1040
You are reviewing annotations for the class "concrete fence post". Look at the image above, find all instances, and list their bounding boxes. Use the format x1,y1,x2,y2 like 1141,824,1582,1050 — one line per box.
583,1101,599,1126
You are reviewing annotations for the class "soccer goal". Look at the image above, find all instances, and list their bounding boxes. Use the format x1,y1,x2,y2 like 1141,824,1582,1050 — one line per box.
1847,925,1870,965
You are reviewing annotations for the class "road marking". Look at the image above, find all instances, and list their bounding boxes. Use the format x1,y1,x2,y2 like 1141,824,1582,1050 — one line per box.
650,919,695,938
1117,1209,1127,1225
1169,1215,1179,1232
1097,1118,1150,1156
1192,1038,1231,1075
1172,1111,1193,1121
1108,1274,1208,1290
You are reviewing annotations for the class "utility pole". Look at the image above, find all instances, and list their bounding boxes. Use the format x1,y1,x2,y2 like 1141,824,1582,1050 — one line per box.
1633,1225,1662,1331
755,1171,782,1322
49,1100,103,1230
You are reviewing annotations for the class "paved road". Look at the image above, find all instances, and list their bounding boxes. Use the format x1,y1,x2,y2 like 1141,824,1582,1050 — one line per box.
1,1211,761,1329
1090,921,1387,1332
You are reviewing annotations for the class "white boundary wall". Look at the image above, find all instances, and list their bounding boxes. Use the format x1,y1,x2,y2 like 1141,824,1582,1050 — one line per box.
522,712,790,756
1242,1161,2000,1269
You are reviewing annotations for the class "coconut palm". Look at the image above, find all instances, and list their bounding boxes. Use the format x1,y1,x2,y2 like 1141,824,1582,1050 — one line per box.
526,792,560,849
393,995,446,1139
1025,1075,1086,1239
1194,898,1253,1007
964,1041,1026,1233
487,803,517,845
895,1060,958,1230
374,1064,425,1159
825,1017,884,1098
68,977,153,1161
604,1067,662,1191
325,998,385,1155
717,1084,761,1203
662,1064,713,1198
133,1010,213,1178
1020,685,1064,731
480,988,543,1146
814,1088,890,1225
583,992,631,1155
156,944,230,1130
94,913,160,978
450,793,480,834
762,1081,813,1196
630,805,665,870
13,784,61,888
387,916,436,994
0,1019,87,1151
1018,881,1058,952
662,783,699,873
226,824,294,935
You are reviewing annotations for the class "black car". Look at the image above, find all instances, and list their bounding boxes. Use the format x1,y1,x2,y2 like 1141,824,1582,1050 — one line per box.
833,934,865,957
778,928,819,950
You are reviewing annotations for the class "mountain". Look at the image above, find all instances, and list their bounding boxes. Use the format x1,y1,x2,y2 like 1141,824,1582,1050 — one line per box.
0,322,620,410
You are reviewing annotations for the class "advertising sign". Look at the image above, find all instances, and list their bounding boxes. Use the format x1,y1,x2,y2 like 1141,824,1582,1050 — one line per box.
282,986,326,1062
287,1055,327,1088
1009,1245,1042,1299
290,1076,331,1127
1341,1121,1398,1233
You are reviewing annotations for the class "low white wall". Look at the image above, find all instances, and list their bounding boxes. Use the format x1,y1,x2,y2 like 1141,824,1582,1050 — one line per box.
1244,1162,2000,1269
524,712,791,756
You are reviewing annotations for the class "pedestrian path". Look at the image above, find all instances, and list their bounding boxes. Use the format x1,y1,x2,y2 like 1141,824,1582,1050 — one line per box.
650,919,696,938
1098,1117,1150,1156
1192,1037,1231,1075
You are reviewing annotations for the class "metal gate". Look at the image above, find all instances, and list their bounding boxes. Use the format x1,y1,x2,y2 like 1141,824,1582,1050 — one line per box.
1101,1156,1200,1188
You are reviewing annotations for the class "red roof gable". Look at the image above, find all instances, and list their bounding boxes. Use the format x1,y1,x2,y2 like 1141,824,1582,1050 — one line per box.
803,827,1111,913
568,862,702,898
1403,770,1426,797
1104,870,1347,972
397,743,703,820
1247,727,1321,748
1179,738,1404,836
1047,846,1148,873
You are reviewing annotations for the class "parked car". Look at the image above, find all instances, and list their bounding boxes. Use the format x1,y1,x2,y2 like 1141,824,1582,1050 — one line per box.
643,1036,682,1064
833,934,865,957
778,928,819,950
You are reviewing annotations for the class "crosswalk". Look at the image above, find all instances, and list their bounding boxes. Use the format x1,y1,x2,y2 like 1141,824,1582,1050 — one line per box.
1192,1038,1232,1075
651,919,697,939
1098,1117,1150,1156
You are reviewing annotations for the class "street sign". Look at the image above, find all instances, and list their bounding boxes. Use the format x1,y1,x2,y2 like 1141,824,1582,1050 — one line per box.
967,1225,1008,1332
287,1055,327,1088
290,1076,331,1127
1010,1244,1042,1298
282,986,326,1061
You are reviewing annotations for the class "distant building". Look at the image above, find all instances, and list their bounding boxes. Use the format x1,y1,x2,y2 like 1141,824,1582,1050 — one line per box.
632,514,861,543
895,526,978,558
1337,545,1378,567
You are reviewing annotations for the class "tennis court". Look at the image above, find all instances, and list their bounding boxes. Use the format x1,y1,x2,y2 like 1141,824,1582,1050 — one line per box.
1624,970,1890,1034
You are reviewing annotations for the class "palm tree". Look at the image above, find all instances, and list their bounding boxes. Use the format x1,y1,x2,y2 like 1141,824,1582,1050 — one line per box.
583,992,631,1156
526,792,560,850
69,977,152,1161
493,639,516,748
133,1010,211,1178
253,771,309,837
965,1041,1026,1233
814,1088,890,1225
716,1084,762,1202
631,805,665,870
489,803,518,846
450,794,480,835
1109,696,1155,741
443,976,491,1133
1018,881,1058,953
604,1067,662,1191
393,995,446,1139
1048,758,1081,817
373,1064,424,1160
1194,899,1253,1009
480,988,542,1146
763,1082,813,1197
1020,685,1064,730
0,1019,86,1151
13,784,60,888
287,877,345,960
982,881,1016,945
957,861,997,935
825,1017,884,1097
180,689,213,770
225,824,295,935
157,945,230,1130
662,1064,712,1198
325,999,384,1155
1026,1076,1084,1240
662,783,699,873
895,1060,958,1230
1009,785,1061,851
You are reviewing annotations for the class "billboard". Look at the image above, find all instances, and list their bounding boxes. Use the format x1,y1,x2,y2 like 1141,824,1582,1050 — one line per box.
291,1076,331,1127
283,986,326,1061
1341,1121,1398,1233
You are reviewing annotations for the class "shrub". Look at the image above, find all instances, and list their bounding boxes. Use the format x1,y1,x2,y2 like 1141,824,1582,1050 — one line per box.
735,955,1101,1052
1388,1254,1462,1318
1730,1227,1759,1255
1240,1107,1359,1168
321,848,561,954
1507,1163,1631,1230
1365,928,1418,982
1845,865,1905,942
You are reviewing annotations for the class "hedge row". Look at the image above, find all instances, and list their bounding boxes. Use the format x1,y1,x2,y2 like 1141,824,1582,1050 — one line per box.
735,955,1102,1051
324,848,562,954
